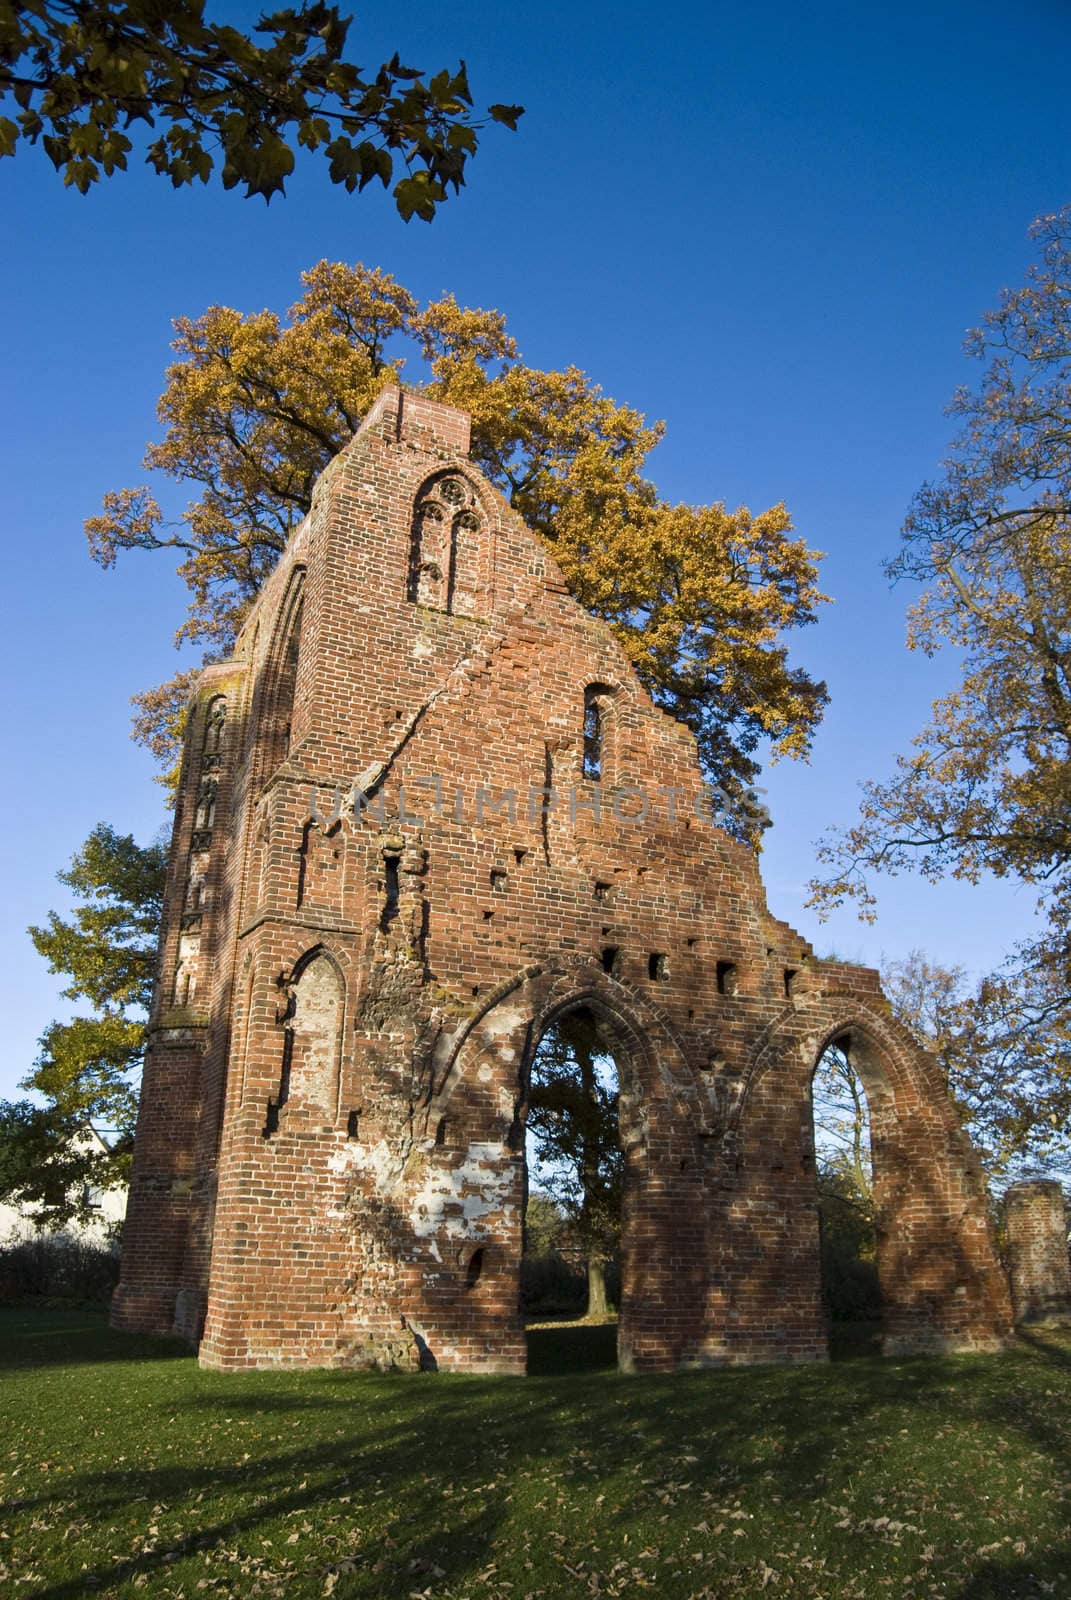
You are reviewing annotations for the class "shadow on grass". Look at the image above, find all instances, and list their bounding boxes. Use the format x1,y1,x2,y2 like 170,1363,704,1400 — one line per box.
954,1551,1071,1598
0,1305,189,1370
4,1310,1071,1600
1014,1322,1071,1369
526,1319,618,1374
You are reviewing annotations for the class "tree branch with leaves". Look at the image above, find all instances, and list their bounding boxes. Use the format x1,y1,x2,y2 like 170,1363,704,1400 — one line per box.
0,1,522,212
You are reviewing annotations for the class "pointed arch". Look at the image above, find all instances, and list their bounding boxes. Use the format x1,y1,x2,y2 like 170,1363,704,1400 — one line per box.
408,471,489,616
410,959,705,1373
274,946,346,1121
743,995,1012,1354
201,694,227,757
424,956,693,1118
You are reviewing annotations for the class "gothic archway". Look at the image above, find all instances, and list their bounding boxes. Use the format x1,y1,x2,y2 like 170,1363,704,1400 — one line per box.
810,1031,882,1350
418,962,704,1372
746,999,1012,1356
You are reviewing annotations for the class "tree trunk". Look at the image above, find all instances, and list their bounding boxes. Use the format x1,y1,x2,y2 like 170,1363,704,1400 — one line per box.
586,1256,609,1320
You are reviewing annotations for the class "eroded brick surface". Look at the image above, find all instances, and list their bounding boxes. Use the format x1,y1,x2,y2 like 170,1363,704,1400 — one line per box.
112,387,1015,1372
1005,1181,1071,1325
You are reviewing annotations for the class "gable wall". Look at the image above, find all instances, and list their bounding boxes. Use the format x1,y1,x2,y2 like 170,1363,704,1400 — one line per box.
113,388,1014,1370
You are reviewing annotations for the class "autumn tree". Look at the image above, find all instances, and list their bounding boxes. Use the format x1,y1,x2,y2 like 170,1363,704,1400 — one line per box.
523,1190,567,1260
881,949,1071,1182
3,824,167,1225
812,206,1071,932
808,206,1071,1161
526,1012,622,1319
87,261,828,837
1,1,521,213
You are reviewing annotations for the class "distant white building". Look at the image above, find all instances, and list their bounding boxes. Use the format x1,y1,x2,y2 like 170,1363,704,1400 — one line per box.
0,1126,127,1247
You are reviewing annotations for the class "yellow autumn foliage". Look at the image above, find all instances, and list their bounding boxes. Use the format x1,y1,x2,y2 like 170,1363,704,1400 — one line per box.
87,262,828,838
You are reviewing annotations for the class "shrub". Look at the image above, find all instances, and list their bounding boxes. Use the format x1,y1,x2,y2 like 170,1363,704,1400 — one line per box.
0,1234,120,1302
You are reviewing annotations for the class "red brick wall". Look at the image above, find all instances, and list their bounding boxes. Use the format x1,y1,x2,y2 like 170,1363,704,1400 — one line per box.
112,387,1014,1370
1005,1181,1071,1325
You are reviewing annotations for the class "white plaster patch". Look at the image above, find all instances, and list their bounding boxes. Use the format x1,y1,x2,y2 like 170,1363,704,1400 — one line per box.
432,1029,461,1075
327,1138,405,1192
480,1004,524,1045
406,1140,517,1243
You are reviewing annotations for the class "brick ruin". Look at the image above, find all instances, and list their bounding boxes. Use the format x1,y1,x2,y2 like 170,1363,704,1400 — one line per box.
112,387,1017,1372
1005,1181,1071,1326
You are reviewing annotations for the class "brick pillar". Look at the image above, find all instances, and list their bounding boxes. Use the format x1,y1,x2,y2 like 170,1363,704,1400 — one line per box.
1005,1181,1071,1325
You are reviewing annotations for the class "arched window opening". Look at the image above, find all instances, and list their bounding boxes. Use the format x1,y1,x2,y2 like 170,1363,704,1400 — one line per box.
524,1008,622,1329
810,1038,881,1350
262,573,305,780
583,685,613,781
202,695,226,757
266,950,344,1132
409,476,482,614
276,598,303,760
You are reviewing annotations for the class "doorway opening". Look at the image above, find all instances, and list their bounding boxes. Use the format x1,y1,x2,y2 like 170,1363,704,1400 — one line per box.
522,1006,623,1369
811,1034,882,1355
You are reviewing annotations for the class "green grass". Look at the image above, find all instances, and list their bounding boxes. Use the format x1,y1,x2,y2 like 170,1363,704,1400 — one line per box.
3,1308,1071,1599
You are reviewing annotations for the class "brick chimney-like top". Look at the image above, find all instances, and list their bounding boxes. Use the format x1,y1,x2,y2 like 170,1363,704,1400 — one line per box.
355,384,471,458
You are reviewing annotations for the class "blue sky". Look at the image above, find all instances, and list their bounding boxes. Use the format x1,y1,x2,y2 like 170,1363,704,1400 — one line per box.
2,0,1068,1099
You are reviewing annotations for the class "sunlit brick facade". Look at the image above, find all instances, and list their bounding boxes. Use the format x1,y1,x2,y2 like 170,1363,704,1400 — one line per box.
112,388,1014,1371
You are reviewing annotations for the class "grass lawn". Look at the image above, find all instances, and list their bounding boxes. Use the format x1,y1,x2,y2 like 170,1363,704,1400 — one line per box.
2,1308,1070,1599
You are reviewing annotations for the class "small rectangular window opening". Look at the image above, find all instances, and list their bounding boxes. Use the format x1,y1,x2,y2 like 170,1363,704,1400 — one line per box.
648,952,668,981
784,967,798,997
490,869,508,892
601,946,621,976
381,855,400,928
716,961,738,997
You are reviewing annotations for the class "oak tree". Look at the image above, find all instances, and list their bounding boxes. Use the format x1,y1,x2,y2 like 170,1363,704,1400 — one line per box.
87,261,829,838
1,1,521,213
